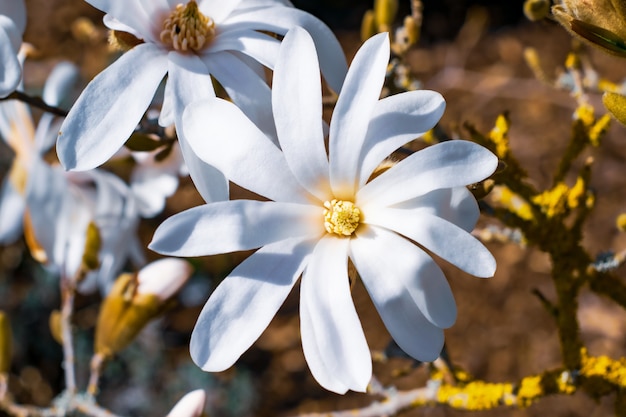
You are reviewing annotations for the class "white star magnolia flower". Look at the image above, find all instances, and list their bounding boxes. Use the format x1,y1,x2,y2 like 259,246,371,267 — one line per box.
150,28,498,393
56,0,347,204
26,164,145,294
0,0,25,98
0,62,79,244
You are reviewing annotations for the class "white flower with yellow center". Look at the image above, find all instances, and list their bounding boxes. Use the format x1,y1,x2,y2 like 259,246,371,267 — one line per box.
0,0,25,98
150,28,498,393
56,0,347,204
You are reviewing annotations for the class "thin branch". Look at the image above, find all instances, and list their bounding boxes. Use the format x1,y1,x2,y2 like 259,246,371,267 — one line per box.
2,91,68,118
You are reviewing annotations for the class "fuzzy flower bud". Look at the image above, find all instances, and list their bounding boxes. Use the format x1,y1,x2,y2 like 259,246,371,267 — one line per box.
552,0,626,57
167,389,207,417
374,0,398,31
94,258,192,357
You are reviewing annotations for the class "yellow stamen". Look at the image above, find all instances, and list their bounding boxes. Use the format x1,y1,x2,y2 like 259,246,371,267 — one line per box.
323,199,361,236
160,1,215,52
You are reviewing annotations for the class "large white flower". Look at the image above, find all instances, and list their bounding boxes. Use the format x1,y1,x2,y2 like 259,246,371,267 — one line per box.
150,29,498,393
0,0,25,98
56,0,347,204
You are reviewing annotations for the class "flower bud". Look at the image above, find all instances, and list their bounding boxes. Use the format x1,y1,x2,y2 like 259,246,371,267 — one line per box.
137,258,194,301
603,92,626,126
523,0,550,21
49,310,63,344
0,312,12,374
552,0,626,57
167,389,206,417
94,258,192,358
374,0,398,32
360,9,377,42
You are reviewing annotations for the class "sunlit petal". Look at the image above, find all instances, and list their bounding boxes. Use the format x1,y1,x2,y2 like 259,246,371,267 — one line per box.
191,237,314,371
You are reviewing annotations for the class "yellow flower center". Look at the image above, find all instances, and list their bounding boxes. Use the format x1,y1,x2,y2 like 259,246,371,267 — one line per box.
160,1,215,52
323,199,361,236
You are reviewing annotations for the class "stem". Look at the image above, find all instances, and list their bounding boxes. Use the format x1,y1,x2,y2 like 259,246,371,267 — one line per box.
87,354,106,397
60,282,76,394
2,91,68,117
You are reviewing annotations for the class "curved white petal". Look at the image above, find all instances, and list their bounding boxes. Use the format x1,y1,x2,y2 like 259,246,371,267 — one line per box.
364,207,496,278
167,52,229,203
0,19,21,98
224,7,347,93
301,236,371,393
131,162,179,218
392,187,479,232
273,27,329,201
352,224,456,328
351,225,446,360
190,236,314,371
182,98,312,203
0,177,25,244
329,33,389,199
102,15,146,42
57,43,168,171
357,140,498,207
167,389,206,417
207,28,280,70
0,0,26,35
150,200,323,256
94,0,161,42
198,0,244,24
202,51,276,141
358,90,445,186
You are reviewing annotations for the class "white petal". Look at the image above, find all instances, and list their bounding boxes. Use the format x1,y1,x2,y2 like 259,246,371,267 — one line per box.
150,200,323,256
42,61,80,107
392,187,479,232
351,225,446,360
0,176,25,244
224,7,347,93
57,44,168,171
358,90,445,186
273,27,329,201
24,160,68,266
364,207,496,277
202,51,276,141
357,140,498,207
190,236,314,371
198,0,244,23
0,20,21,98
167,389,206,417
329,33,389,199
166,52,229,203
301,236,371,393
207,28,280,70
102,14,146,42
182,98,311,203
94,0,162,42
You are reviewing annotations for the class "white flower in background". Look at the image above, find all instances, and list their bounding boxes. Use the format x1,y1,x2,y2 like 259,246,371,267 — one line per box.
0,62,79,244
150,29,498,393
57,0,348,204
0,0,25,98
26,164,145,293
129,140,185,218
166,389,206,417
